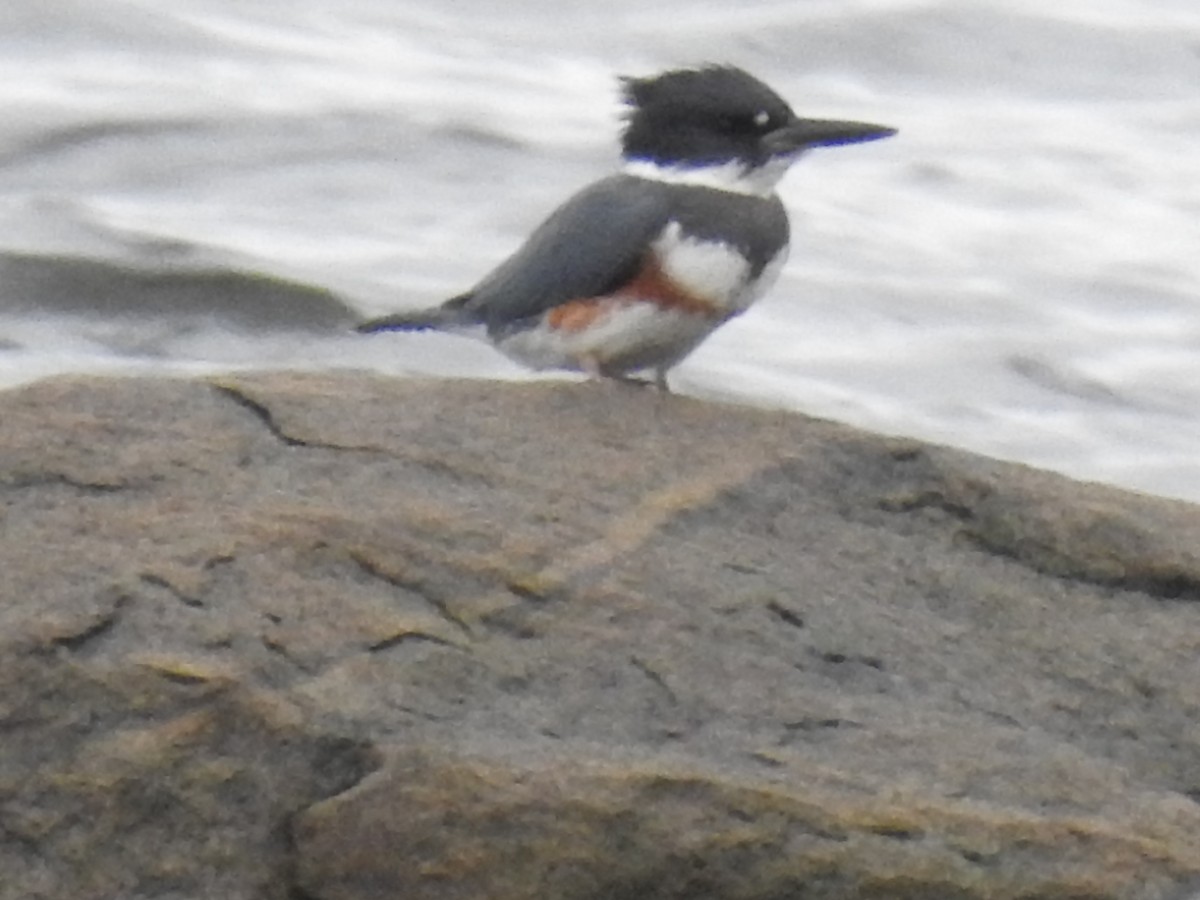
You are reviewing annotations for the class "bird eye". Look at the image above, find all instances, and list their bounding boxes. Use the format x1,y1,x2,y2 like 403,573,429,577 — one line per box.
717,110,773,134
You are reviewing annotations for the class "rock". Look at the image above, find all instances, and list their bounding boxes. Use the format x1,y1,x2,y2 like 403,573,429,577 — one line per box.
0,251,359,333
0,372,1197,900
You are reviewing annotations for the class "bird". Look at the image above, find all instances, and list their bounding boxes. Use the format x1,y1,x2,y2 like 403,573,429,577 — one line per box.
356,65,895,391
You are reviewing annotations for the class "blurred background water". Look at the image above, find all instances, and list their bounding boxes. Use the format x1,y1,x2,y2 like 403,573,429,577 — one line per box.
1,0,1198,502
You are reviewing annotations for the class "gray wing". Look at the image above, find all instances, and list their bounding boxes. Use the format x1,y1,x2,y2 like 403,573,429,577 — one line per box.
458,174,673,336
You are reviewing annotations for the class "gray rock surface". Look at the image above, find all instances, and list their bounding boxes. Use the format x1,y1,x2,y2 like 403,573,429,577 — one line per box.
0,372,1197,899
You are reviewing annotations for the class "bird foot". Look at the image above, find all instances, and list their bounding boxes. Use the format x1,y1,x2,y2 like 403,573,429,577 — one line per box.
578,357,670,393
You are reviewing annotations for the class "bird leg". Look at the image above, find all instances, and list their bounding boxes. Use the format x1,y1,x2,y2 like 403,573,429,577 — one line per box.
577,355,670,393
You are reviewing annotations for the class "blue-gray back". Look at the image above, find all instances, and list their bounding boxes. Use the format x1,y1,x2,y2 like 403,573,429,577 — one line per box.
455,174,789,336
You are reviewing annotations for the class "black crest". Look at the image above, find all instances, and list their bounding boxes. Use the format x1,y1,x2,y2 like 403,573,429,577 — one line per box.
619,65,797,167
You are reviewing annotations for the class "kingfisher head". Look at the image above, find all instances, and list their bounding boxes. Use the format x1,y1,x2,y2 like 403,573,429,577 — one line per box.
619,65,895,196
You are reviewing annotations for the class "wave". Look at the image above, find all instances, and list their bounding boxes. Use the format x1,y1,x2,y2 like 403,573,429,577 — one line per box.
0,251,358,334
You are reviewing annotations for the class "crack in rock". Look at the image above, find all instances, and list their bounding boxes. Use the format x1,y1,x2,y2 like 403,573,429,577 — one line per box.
140,572,205,608
211,383,381,453
879,481,1200,603
348,550,472,635
1,471,130,494
765,600,806,630
43,592,130,652
366,631,456,653
630,655,679,705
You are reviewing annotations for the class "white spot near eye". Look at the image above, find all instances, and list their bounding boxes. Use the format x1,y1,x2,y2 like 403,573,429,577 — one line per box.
753,110,770,128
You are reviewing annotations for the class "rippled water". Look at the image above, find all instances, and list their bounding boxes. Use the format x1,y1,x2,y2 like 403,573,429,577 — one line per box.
1,0,1197,502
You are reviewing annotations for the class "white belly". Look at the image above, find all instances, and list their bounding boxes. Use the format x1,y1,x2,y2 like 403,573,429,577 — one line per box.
497,301,721,375
496,223,788,376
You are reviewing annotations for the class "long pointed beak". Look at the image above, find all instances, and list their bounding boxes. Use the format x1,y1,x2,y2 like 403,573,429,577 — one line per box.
766,118,897,154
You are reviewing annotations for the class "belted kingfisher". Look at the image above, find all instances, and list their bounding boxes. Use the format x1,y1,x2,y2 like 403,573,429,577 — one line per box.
357,65,895,391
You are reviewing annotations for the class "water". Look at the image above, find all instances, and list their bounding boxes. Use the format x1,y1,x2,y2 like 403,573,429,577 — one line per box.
1,0,1198,503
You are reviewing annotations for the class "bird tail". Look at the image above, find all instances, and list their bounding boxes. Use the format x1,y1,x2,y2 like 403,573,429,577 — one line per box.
355,294,474,334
